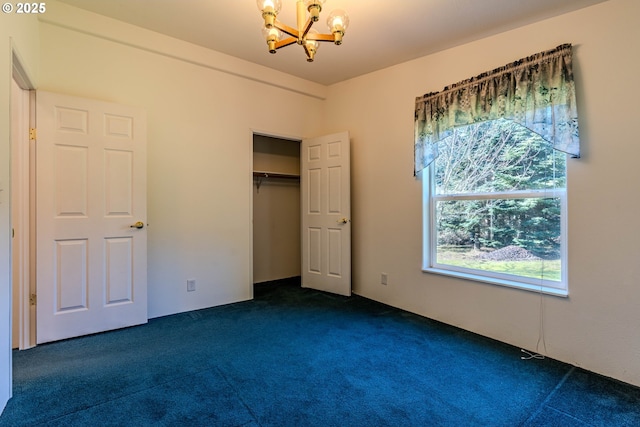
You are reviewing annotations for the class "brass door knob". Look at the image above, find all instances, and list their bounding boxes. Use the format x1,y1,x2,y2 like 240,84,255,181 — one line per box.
130,221,145,229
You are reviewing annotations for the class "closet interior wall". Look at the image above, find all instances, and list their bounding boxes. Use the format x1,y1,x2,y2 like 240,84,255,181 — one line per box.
252,135,301,284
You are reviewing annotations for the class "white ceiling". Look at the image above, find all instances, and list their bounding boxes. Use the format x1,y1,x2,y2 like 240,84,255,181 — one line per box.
56,0,607,86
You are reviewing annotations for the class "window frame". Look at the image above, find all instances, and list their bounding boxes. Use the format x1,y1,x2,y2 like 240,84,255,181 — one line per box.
421,147,569,297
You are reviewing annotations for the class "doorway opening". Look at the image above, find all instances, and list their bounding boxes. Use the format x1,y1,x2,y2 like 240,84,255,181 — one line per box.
252,134,302,288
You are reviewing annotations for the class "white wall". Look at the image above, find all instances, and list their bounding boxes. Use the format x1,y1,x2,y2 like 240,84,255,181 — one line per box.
0,10,39,413
324,0,640,387
38,1,325,318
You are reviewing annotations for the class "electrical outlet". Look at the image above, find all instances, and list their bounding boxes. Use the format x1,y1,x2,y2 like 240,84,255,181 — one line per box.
187,279,196,292
381,273,388,285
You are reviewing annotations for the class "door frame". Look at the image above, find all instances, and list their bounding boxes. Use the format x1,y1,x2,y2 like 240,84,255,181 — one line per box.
249,128,304,299
11,47,36,350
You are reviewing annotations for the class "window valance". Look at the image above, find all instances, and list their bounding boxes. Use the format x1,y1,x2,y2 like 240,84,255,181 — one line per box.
414,43,580,175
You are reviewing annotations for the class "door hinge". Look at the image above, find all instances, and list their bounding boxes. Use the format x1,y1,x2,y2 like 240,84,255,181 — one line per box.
29,293,37,306
29,128,36,140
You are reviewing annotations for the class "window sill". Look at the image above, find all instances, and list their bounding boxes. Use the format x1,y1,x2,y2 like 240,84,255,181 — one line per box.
422,267,568,297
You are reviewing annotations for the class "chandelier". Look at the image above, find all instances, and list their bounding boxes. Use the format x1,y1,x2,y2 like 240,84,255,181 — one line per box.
256,0,350,62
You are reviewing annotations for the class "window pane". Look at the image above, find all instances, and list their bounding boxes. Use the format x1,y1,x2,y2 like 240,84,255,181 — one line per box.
435,197,562,282
435,119,566,195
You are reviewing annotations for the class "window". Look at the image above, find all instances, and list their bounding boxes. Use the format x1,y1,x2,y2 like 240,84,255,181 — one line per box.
422,119,568,295
414,45,579,296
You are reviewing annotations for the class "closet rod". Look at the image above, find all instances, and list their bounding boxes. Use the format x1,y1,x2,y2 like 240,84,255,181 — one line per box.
253,171,300,191
252,171,300,180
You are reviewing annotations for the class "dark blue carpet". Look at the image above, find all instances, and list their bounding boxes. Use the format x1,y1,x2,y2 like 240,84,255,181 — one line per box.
1,279,638,426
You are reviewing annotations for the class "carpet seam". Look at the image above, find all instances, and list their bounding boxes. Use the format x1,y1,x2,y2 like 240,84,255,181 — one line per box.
214,366,264,427
26,367,224,426
520,365,576,426
539,405,594,426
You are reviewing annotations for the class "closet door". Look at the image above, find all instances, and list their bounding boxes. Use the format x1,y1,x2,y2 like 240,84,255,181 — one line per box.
301,131,351,296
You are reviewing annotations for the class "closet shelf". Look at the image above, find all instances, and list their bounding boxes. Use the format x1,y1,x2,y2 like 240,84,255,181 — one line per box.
253,171,300,191
253,171,300,179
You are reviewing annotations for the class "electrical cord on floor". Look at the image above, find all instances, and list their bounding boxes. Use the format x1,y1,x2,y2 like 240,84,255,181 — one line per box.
521,348,545,360
521,276,548,361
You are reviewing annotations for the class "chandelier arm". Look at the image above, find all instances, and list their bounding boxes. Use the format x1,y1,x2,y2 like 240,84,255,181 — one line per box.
305,33,336,42
275,37,298,49
300,17,314,40
273,21,300,39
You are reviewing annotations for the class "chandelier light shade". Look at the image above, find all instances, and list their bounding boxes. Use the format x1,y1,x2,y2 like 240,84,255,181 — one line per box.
257,0,349,62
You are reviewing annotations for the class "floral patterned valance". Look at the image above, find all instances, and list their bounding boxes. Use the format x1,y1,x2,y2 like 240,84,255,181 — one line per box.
414,44,580,175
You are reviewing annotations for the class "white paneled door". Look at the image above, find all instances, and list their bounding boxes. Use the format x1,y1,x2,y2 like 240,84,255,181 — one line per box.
301,132,351,296
36,91,147,344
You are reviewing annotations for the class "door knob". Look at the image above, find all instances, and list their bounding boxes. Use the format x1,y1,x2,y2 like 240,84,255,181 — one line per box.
130,221,145,229
337,218,350,224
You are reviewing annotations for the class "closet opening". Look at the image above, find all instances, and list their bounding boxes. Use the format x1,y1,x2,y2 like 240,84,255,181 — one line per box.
252,134,302,293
